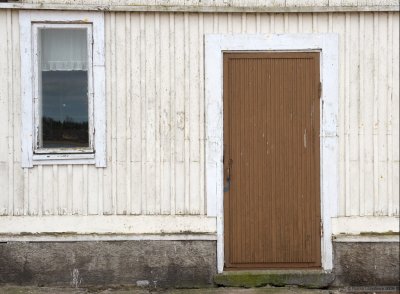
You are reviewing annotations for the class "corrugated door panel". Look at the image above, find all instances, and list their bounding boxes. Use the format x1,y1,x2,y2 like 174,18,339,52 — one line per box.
223,52,321,268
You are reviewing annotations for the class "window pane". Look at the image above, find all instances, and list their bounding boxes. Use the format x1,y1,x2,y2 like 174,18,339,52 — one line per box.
40,29,89,149
41,29,88,71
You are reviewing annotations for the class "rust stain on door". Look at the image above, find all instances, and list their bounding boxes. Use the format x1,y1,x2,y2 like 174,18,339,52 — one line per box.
223,52,321,269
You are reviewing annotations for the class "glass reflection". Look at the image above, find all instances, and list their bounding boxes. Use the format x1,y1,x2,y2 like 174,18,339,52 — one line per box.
41,71,88,148
39,28,89,149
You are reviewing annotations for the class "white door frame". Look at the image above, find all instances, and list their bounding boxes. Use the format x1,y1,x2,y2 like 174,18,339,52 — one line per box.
204,34,339,273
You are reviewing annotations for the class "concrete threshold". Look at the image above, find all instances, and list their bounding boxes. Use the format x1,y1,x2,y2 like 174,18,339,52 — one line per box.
214,269,335,289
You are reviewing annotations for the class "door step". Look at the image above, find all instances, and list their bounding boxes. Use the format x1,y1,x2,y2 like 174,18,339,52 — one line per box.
214,270,334,289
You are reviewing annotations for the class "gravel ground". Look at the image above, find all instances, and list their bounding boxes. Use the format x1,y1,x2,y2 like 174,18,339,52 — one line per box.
0,285,398,294
0,285,337,294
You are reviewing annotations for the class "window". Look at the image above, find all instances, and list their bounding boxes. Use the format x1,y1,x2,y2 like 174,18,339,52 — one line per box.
34,25,93,152
20,11,106,167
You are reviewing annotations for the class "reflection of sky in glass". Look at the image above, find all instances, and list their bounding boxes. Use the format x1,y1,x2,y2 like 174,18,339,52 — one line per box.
42,71,88,123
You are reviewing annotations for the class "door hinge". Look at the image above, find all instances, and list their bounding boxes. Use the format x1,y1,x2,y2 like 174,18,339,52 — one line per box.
319,82,322,99
320,220,324,236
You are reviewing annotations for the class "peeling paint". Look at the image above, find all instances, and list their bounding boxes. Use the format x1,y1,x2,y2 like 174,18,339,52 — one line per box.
71,268,82,288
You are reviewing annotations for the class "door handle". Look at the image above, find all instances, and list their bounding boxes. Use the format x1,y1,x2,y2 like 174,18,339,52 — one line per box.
224,159,233,193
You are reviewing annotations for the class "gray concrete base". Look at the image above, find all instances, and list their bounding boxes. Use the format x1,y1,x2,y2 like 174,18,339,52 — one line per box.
332,241,399,286
0,240,217,288
214,241,399,288
214,270,334,289
1,239,398,288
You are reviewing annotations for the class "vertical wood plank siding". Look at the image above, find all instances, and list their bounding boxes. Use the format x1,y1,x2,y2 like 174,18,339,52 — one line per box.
0,10,398,217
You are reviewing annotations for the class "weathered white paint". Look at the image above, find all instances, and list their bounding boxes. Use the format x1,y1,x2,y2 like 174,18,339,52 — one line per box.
19,10,106,167
332,216,400,235
0,11,398,237
0,215,216,234
0,1,398,13
205,33,339,272
0,233,217,242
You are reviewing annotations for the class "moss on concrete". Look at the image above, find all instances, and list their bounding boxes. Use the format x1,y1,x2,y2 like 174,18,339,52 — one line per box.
215,272,284,287
214,271,334,289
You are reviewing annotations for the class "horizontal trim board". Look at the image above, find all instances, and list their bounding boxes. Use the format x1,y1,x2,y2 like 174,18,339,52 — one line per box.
332,216,400,235
1,215,398,240
0,215,217,235
333,234,399,243
0,233,217,242
0,3,398,12
1,233,396,243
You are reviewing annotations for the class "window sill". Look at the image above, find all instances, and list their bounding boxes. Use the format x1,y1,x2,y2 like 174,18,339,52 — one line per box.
32,153,95,165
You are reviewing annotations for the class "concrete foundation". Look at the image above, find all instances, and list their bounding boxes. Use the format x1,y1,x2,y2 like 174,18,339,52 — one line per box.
332,241,399,286
214,270,334,288
0,240,398,288
0,240,217,288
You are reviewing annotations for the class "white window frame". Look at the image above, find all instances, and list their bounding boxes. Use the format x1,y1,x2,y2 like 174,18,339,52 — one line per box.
204,34,339,273
20,11,106,167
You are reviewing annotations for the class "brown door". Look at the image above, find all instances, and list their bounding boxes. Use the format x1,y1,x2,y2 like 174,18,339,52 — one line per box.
223,52,321,269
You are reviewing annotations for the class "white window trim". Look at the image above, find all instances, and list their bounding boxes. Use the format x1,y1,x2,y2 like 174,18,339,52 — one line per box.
204,33,339,273
20,11,106,167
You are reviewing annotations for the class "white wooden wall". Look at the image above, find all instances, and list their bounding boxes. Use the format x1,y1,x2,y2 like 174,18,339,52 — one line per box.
0,10,399,219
